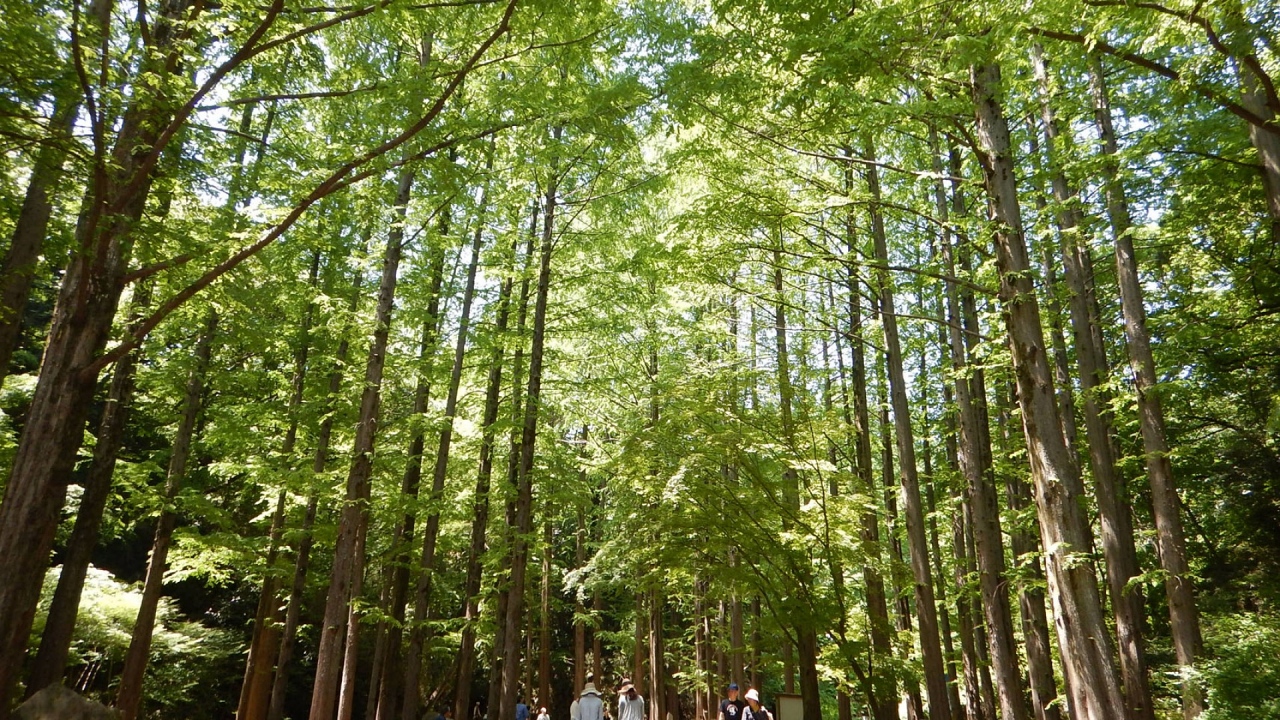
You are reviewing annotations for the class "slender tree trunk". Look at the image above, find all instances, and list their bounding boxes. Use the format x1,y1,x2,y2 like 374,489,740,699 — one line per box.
929,137,1028,720
1090,55,1204,720
455,228,518,720
115,309,217,720
500,143,560,720
593,591,604,682
695,582,707,720
268,247,369,720
770,243,822,720
374,238,447,720
540,520,554,709
338,534,370,720
573,502,587,694
401,187,489,720
240,250,320,720
26,282,151,696
649,588,666,720
0,1,190,704
488,211,538,720
864,142,951,720
1030,46,1153,720
875,349,921,720
839,220,895,720
311,177,409,720
970,60,1125,720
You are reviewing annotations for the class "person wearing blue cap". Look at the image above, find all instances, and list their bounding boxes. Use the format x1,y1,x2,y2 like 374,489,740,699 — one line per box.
719,683,744,720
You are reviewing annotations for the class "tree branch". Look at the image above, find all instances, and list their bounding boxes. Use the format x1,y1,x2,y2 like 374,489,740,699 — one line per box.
1028,26,1280,138
82,0,521,379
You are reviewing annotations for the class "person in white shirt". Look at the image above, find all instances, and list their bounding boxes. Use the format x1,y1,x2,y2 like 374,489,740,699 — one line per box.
616,680,644,720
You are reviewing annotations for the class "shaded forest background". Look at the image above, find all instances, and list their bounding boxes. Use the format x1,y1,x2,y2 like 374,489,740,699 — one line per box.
0,1,1279,720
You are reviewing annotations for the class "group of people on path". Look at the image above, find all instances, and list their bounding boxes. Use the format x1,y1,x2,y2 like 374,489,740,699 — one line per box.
566,676,772,720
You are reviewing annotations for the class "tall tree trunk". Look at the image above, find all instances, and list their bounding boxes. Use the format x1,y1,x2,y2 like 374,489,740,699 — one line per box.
268,247,369,720
930,136,1028,720
1031,46,1153,720
875,352,921,720
1089,55,1205,720
0,0,112,386
500,142,560,720
0,4,191,708
455,227,519,720
401,180,489,720
26,282,151,696
115,309,217,720
374,238,447,720
311,176,409,720
488,211,538,720
240,249,320,720
839,218,895,720
770,243,821,720
970,60,1125,720
863,143,951,720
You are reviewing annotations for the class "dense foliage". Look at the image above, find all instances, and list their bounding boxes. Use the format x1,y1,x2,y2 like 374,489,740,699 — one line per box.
0,1,1278,720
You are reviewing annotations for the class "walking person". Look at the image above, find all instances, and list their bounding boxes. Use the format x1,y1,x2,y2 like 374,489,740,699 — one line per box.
719,683,744,720
517,697,531,720
538,707,550,720
743,689,771,720
617,680,644,720
575,673,604,720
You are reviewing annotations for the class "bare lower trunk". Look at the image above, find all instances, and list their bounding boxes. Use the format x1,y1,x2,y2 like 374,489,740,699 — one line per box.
115,310,217,720
649,589,666,720
1091,55,1204,720
971,61,1125,720
540,521,554,709
337,534,369,720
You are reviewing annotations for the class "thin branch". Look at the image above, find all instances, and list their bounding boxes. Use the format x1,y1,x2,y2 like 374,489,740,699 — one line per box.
1028,26,1280,138
198,85,380,110
82,1,521,379
122,254,194,284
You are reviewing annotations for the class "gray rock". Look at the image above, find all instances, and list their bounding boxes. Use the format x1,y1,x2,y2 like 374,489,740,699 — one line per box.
14,685,119,720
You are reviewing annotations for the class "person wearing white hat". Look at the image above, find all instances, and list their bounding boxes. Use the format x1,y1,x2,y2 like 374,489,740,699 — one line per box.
743,689,771,720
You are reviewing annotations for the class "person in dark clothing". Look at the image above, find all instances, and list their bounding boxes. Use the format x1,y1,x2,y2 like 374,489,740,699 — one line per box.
719,683,745,720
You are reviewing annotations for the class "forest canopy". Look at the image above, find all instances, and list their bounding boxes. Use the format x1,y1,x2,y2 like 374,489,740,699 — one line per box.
0,1,1278,720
